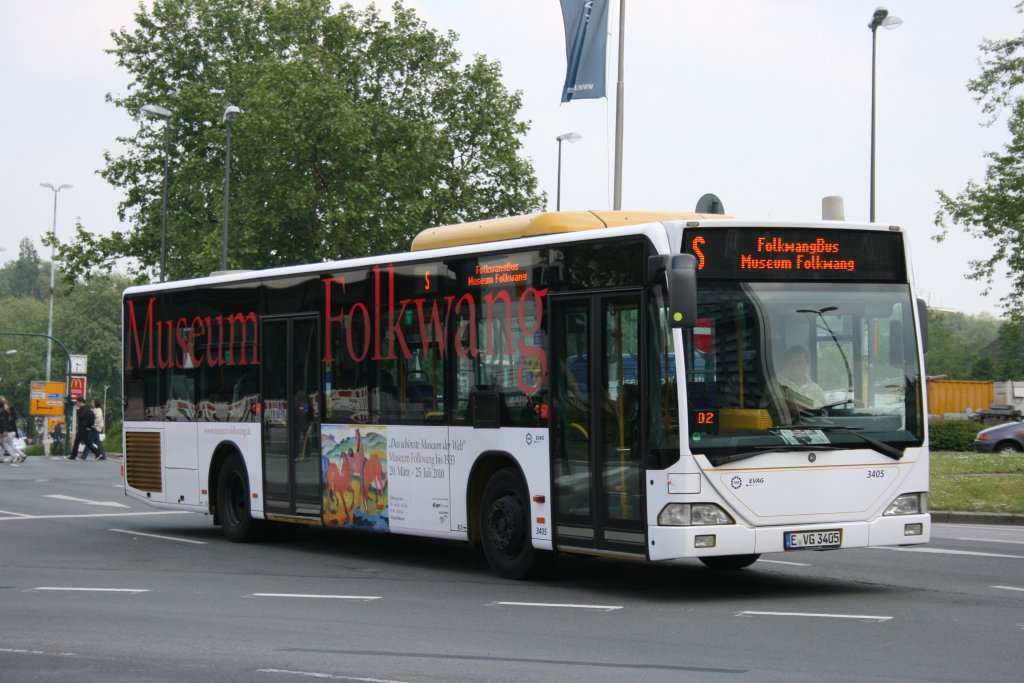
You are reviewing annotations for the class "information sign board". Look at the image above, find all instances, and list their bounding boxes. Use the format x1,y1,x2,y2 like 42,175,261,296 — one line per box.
30,380,66,416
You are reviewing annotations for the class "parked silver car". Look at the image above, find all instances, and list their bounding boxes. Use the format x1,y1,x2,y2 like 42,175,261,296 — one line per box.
974,421,1024,453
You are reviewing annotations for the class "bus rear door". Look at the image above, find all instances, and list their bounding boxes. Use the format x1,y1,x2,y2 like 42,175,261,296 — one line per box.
261,315,321,517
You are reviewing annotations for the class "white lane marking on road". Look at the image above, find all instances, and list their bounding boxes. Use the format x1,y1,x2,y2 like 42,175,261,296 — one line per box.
937,522,1024,532
109,528,207,544
0,647,75,657
874,546,1024,560
0,509,33,518
954,536,1024,545
0,511,194,522
992,585,1024,593
492,601,623,612
738,610,892,622
258,669,409,683
31,587,150,594
759,559,811,567
251,593,382,601
43,494,130,508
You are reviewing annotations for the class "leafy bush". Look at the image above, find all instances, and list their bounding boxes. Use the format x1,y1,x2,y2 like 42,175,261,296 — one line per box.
105,419,122,454
929,419,982,451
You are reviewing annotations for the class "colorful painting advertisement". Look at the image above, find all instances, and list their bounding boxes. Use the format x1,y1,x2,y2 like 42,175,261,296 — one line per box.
322,425,389,531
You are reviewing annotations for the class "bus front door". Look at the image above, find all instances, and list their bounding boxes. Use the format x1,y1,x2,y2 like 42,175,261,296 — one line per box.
551,294,646,556
261,316,321,517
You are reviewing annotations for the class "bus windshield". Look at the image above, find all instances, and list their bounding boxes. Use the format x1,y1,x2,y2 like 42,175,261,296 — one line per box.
683,281,924,462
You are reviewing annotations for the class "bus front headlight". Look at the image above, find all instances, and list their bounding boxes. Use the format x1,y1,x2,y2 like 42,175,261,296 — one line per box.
658,503,735,526
883,492,928,516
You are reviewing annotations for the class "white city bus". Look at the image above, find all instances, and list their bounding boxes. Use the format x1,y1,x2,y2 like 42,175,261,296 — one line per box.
121,211,930,578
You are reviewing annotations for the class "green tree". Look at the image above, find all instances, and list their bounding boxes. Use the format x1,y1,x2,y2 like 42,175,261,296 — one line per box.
923,309,1001,379
0,239,47,301
970,354,995,380
56,0,545,282
0,296,51,433
0,258,128,439
935,1,1024,320
993,320,1024,378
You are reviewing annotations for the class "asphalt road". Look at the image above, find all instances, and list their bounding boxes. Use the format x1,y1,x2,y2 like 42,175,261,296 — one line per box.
1,456,1022,683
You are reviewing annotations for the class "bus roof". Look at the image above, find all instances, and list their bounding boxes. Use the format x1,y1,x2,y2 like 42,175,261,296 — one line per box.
410,210,728,251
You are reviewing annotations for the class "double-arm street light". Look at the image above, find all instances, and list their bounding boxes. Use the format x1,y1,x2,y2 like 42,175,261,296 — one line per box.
142,104,173,282
555,132,582,211
868,6,902,222
0,349,16,386
222,104,242,272
39,181,72,381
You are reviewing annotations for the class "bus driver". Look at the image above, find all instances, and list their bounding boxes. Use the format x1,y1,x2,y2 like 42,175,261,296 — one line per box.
777,345,827,411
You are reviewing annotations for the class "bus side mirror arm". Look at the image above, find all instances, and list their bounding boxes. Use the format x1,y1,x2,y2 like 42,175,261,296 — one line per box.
647,255,668,284
916,297,928,354
669,254,698,329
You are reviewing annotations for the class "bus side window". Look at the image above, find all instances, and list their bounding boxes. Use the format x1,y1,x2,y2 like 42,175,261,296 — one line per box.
468,385,507,429
124,380,146,421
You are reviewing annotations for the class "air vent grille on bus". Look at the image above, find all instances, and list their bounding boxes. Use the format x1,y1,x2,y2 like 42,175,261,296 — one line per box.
125,431,163,493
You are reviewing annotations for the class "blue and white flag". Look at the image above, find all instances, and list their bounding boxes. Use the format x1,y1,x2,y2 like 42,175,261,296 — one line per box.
560,0,609,103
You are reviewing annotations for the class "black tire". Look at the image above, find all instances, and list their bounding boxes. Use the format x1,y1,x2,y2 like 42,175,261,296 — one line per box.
699,554,760,570
217,454,264,542
996,441,1022,453
480,469,552,579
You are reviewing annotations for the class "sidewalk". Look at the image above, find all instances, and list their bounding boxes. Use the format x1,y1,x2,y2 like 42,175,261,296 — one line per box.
930,511,1024,526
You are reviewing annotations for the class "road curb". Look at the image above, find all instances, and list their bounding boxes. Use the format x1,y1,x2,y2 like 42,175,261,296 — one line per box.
931,511,1024,526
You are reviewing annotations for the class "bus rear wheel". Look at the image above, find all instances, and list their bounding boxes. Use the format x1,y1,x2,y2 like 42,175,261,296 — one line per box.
480,469,551,579
217,454,264,542
699,554,760,570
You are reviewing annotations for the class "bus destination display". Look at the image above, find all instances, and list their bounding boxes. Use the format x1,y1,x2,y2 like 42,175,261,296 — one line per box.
683,227,907,282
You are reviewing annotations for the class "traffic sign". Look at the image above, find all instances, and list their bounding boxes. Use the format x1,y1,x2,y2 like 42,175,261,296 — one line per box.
694,317,715,354
30,380,65,416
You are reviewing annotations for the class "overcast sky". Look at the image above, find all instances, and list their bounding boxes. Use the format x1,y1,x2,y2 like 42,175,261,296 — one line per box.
2,0,1021,316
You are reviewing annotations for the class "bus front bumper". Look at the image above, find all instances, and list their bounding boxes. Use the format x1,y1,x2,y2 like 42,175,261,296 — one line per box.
647,513,931,562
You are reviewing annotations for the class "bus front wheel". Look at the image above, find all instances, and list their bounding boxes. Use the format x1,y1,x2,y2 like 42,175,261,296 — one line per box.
217,454,263,542
480,469,552,579
699,554,760,570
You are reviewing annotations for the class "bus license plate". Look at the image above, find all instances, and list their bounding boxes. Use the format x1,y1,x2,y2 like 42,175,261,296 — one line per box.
785,529,842,550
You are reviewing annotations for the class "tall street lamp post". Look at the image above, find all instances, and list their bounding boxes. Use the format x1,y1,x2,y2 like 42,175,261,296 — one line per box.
103,384,110,433
39,181,72,381
555,132,582,211
222,104,242,272
868,6,902,222
142,104,173,282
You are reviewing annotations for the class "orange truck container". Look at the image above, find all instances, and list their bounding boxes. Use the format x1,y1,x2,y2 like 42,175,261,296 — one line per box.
926,379,993,417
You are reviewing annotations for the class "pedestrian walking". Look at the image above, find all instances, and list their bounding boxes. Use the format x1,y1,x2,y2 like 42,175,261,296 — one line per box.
68,397,100,461
49,421,64,453
0,396,27,464
88,398,107,460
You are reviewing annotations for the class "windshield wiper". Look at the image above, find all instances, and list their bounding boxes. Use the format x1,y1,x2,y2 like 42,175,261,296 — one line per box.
706,444,840,467
705,424,904,467
785,424,904,461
